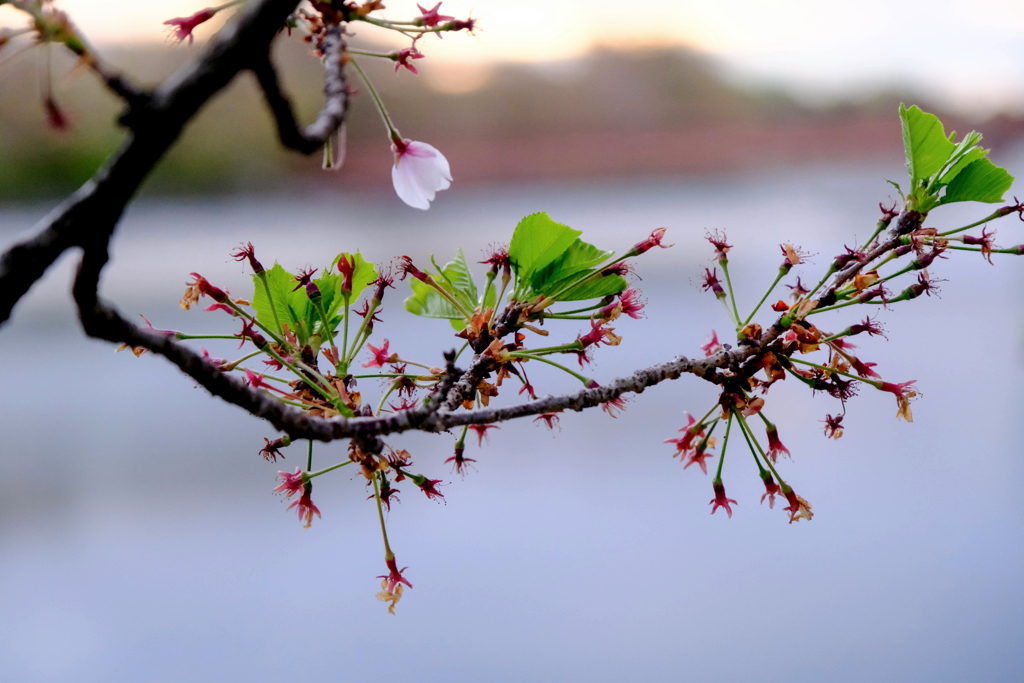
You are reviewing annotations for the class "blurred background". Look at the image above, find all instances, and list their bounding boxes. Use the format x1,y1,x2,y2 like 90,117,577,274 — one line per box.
1,1,1023,681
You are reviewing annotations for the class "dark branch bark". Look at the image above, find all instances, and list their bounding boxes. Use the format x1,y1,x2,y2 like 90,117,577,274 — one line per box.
254,26,349,154
0,0,312,325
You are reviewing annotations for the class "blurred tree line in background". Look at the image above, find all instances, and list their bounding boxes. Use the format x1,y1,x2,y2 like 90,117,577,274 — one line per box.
3,36,1023,201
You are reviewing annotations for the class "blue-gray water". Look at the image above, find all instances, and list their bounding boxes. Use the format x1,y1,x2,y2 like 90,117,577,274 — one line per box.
1,163,1023,682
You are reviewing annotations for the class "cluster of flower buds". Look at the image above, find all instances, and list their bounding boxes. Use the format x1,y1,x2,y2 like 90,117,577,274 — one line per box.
127,212,664,612
667,105,1022,525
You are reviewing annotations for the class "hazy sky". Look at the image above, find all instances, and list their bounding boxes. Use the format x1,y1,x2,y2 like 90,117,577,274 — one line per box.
3,0,1024,113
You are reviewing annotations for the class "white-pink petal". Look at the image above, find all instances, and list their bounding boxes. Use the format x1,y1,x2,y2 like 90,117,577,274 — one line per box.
391,140,452,210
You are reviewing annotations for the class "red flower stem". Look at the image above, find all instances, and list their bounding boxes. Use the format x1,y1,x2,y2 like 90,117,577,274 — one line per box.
307,459,353,480
347,48,401,59
938,209,1004,237
375,382,399,417
455,425,468,450
546,302,606,317
735,411,789,487
306,439,313,472
310,297,337,360
507,352,593,385
804,264,837,301
785,367,818,388
348,57,401,141
545,253,627,303
820,330,852,343
543,314,594,320
741,265,788,327
522,342,584,355
714,412,734,483
372,473,395,560
479,271,497,312
945,244,1020,255
261,345,347,412
875,262,918,285
352,373,423,379
174,333,240,340
805,298,869,316
223,299,293,352
339,293,351,372
733,409,768,475
343,298,380,369
393,358,435,371
356,15,461,36
718,259,741,327
696,403,720,428
787,357,882,388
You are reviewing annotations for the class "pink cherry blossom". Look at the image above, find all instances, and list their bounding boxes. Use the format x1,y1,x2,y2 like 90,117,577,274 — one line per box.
391,140,452,210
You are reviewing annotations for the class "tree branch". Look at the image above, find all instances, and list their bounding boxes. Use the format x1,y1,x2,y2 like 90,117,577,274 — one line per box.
0,0,322,326
253,26,349,154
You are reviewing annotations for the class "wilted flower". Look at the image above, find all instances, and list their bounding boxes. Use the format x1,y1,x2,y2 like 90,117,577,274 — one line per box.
600,288,645,321
534,412,562,430
782,487,813,524
683,438,716,475
445,446,476,475
628,228,672,256
602,395,628,417
181,273,228,309
701,268,726,298
706,230,732,260
701,330,722,357
879,380,918,421
468,424,499,446
260,436,290,462
410,474,445,501
765,424,790,461
230,242,264,274
709,481,737,518
391,139,452,210
163,8,217,45
393,46,425,74
823,413,844,439
760,472,782,508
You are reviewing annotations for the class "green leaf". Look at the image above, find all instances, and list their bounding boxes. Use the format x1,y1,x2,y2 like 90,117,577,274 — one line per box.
332,251,377,300
938,143,988,187
251,263,313,342
939,158,1015,205
553,273,627,302
508,212,581,282
529,238,612,296
431,248,478,311
900,103,956,188
314,272,342,323
405,277,463,321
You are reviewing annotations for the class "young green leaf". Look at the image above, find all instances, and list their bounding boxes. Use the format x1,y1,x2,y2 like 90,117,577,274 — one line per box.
939,158,1015,205
431,248,478,311
529,238,612,296
405,278,464,321
549,272,627,302
251,263,312,341
508,212,581,282
900,104,956,189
